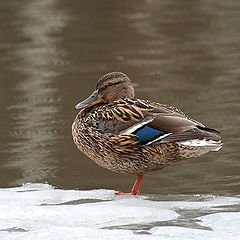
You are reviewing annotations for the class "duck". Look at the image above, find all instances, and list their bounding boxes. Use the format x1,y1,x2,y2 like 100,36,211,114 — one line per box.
72,72,222,195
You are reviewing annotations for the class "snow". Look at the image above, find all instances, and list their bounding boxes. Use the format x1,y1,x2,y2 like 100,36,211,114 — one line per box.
0,183,239,240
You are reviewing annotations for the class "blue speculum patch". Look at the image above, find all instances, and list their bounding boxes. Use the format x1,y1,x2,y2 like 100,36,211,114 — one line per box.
133,125,167,143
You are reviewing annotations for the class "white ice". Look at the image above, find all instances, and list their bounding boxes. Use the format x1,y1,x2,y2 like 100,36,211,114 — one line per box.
0,183,240,240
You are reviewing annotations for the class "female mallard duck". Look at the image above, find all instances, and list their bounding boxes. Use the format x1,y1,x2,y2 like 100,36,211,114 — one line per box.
72,72,221,195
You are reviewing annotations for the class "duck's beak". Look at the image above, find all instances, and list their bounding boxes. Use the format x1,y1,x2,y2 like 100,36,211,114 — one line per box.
74,90,103,110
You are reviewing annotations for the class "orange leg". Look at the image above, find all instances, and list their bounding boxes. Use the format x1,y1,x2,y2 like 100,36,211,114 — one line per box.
116,175,143,195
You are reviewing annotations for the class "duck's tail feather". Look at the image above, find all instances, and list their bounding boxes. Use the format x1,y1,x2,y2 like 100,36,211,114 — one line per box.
160,126,221,144
177,139,222,158
160,126,222,158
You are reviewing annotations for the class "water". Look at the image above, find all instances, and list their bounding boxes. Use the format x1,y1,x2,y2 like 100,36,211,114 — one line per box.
0,0,240,239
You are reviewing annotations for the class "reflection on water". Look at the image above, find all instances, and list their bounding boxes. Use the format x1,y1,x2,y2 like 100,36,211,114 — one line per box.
4,0,68,185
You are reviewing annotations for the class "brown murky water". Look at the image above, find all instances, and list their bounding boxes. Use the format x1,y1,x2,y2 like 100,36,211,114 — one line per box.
0,0,239,195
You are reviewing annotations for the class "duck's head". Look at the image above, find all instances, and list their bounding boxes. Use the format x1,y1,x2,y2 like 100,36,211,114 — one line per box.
74,72,135,110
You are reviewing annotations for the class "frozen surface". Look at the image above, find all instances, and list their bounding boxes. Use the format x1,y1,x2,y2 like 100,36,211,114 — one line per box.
0,183,240,240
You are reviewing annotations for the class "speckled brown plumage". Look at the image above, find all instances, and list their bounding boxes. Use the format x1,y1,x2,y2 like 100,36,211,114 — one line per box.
72,72,222,194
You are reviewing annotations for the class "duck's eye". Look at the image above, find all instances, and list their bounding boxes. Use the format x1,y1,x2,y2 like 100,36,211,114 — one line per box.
107,80,123,88
98,81,122,92
107,82,115,87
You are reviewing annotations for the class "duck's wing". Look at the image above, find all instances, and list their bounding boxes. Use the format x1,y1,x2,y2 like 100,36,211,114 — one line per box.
98,99,220,145
148,102,220,143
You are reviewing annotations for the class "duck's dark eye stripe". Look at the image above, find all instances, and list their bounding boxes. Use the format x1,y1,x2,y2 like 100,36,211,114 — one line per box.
98,80,123,92
98,85,107,93
107,82,115,87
